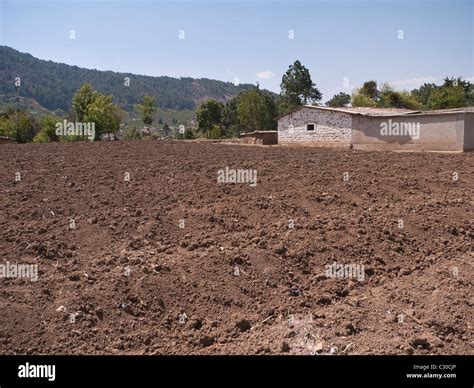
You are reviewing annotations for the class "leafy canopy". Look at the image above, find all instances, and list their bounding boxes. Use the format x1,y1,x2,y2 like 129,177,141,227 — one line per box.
196,99,224,136
280,60,322,113
326,92,351,108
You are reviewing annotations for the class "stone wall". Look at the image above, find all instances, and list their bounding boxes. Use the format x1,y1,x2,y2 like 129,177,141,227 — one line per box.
277,107,352,146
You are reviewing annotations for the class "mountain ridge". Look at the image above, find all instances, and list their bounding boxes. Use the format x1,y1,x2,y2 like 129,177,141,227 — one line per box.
0,45,260,113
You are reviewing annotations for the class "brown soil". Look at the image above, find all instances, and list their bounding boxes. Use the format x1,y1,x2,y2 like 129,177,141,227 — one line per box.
0,140,472,355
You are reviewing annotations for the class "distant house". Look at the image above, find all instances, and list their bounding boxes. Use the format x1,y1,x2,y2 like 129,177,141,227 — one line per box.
277,106,474,152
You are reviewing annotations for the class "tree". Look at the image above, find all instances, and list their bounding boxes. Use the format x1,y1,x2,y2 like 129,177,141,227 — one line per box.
71,83,123,140
196,99,224,137
280,60,322,113
207,124,222,139
0,109,18,139
351,93,377,107
32,116,59,143
352,82,421,109
163,123,170,137
411,83,438,106
385,91,421,109
411,77,474,109
360,80,378,100
427,86,466,109
326,92,351,107
175,127,195,140
0,109,38,143
442,77,472,95
378,84,421,109
137,95,157,139
72,83,97,122
85,94,123,140
237,88,277,132
184,127,195,139
222,96,240,137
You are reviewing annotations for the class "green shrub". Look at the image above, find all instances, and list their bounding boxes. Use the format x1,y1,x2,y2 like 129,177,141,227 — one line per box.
351,93,377,107
123,128,142,140
207,125,222,139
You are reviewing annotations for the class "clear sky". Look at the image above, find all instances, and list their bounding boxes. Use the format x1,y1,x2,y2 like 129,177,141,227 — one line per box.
0,0,472,101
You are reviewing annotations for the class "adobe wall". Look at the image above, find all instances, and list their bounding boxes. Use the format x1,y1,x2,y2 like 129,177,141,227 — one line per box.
351,113,466,152
464,112,474,151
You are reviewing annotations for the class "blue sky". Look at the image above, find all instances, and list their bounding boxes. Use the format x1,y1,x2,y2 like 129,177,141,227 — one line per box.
0,0,472,101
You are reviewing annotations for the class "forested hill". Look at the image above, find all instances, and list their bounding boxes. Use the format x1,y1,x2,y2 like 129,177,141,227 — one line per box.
0,45,256,113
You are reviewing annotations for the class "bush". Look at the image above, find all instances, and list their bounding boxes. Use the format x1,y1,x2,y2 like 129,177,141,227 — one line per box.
0,109,38,143
427,86,466,109
207,125,222,139
123,128,142,140
184,128,195,139
175,127,195,140
32,116,60,143
351,93,377,107
32,129,50,143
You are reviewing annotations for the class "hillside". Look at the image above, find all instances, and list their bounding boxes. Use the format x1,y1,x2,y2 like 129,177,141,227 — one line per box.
0,46,257,113
0,95,66,118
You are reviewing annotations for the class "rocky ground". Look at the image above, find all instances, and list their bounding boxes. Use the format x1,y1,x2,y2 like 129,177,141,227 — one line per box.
0,140,472,355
